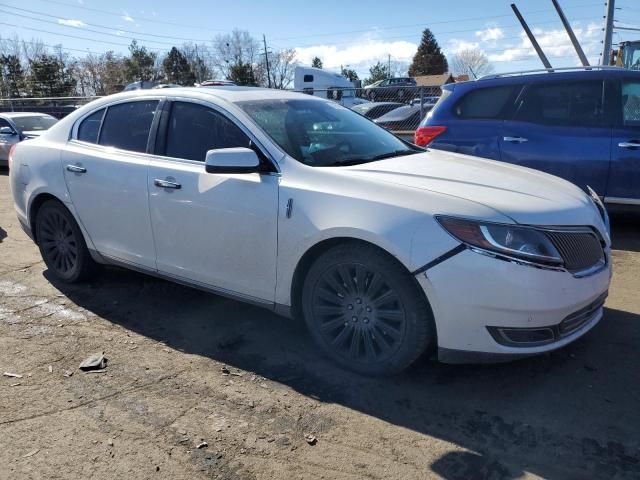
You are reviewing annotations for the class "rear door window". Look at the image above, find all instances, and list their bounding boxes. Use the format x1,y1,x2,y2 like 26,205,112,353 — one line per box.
99,100,159,152
77,108,105,144
515,81,604,127
455,85,520,119
162,101,250,161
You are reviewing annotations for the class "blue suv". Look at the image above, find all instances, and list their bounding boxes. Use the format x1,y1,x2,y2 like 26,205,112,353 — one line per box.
416,67,640,207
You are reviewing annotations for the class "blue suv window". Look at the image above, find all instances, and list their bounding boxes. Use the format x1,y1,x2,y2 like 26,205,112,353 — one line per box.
515,81,604,128
455,85,520,119
622,80,640,127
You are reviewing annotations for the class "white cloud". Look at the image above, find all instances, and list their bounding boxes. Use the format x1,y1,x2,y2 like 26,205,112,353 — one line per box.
295,35,417,77
487,22,601,63
122,11,134,22
57,18,86,28
446,39,480,55
476,27,504,44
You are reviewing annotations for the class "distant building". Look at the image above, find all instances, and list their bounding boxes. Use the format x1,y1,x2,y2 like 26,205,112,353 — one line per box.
412,74,456,95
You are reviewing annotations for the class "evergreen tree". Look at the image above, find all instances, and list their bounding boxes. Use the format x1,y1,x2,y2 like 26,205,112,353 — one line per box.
363,62,389,86
408,29,448,76
162,47,196,86
311,56,323,68
341,67,359,82
123,40,157,82
0,54,25,98
29,54,76,97
227,61,257,86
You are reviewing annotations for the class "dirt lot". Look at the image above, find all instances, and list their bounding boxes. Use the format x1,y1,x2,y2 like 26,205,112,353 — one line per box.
0,170,638,480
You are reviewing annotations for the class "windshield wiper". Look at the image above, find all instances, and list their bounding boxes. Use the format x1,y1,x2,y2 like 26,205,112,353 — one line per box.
367,149,421,161
320,149,420,167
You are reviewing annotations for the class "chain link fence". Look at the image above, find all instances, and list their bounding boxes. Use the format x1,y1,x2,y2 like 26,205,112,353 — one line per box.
293,85,441,142
0,96,98,119
0,85,443,143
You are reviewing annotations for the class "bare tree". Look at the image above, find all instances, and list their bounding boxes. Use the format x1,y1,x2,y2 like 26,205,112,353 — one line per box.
450,48,493,79
212,29,260,80
267,49,297,89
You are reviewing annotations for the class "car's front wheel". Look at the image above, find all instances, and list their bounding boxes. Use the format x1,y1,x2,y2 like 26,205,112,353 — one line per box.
301,243,434,375
35,200,97,283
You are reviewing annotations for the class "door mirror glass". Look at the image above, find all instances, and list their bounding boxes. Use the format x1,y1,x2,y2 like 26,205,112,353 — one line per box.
0,126,16,135
205,147,260,174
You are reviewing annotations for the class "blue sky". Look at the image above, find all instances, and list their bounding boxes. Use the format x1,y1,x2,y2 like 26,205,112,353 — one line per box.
1,0,640,78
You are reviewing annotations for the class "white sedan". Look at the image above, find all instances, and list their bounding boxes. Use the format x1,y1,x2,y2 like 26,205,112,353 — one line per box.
9,87,611,375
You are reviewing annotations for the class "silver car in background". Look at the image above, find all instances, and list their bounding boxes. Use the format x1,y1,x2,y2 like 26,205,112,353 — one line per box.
0,113,58,166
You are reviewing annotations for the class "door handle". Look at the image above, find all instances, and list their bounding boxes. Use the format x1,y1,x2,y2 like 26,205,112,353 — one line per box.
618,141,640,149
154,178,181,189
503,136,528,144
66,164,86,173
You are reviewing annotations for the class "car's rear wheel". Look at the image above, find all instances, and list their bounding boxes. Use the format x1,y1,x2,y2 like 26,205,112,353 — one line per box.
301,243,434,375
35,200,97,283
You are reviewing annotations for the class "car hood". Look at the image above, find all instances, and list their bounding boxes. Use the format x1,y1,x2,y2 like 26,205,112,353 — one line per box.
21,130,44,139
342,150,602,227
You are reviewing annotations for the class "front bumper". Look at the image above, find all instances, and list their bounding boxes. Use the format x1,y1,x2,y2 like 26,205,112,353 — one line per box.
417,248,611,363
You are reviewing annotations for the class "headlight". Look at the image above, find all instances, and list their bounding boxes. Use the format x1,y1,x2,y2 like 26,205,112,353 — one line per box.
587,186,610,239
436,216,563,267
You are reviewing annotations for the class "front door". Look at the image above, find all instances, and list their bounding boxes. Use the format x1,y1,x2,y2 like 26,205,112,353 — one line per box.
606,78,640,205
500,79,611,196
147,100,279,302
62,100,159,269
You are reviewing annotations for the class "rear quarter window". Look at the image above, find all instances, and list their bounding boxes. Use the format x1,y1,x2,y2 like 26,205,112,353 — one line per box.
454,85,520,120
77,108,105,144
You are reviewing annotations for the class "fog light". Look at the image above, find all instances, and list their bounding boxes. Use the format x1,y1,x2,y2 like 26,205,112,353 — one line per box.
487,326,556,347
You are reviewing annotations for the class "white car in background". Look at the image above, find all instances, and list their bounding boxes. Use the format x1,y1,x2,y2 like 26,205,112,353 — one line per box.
0,112,58,166
9,87,611,375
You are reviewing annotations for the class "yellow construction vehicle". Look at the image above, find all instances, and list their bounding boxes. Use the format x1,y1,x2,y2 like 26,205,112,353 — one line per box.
611,41,640,69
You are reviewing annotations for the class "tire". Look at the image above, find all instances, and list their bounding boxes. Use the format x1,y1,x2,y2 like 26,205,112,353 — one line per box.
301,243,434,376
35,200,97,283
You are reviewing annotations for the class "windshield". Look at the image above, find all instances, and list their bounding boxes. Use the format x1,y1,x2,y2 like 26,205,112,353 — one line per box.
237,98,420,167
12,115,57,132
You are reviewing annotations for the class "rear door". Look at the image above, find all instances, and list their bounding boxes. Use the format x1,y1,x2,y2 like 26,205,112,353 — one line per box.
500,79,611,195
430,84,521,159
606,77,640,205
62,99,160,269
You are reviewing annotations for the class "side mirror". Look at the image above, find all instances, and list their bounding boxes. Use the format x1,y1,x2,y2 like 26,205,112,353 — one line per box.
0,126,16,135
205,147,260,174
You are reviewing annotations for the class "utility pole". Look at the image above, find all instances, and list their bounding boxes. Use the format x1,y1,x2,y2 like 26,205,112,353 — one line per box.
195,44,200,84
511,4,553,69
388,54,391,78
552,0,590,67
601,0,615,65
263,34,271,88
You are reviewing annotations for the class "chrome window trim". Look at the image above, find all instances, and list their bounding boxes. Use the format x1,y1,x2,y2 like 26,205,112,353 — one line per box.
604,196,640,206
70,96,165,142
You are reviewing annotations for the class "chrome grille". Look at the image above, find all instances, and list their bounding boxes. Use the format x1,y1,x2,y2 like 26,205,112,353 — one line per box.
545,230,605,274
559,292,607,336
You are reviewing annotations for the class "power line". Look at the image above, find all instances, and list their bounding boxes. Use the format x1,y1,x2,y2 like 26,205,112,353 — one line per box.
271,2,605,41
0,9,188,47
28,0,232,33
0,4,212,43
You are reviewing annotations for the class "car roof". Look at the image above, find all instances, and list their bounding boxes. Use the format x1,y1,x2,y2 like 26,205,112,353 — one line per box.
100,86,327,105
353,102,404,110
452,66,640,90
0,112,55,118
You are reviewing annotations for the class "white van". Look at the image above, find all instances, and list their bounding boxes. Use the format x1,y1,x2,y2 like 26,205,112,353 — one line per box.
293,66,368,108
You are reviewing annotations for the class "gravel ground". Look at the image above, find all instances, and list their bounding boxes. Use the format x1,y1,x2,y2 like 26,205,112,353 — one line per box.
0,170,639,480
